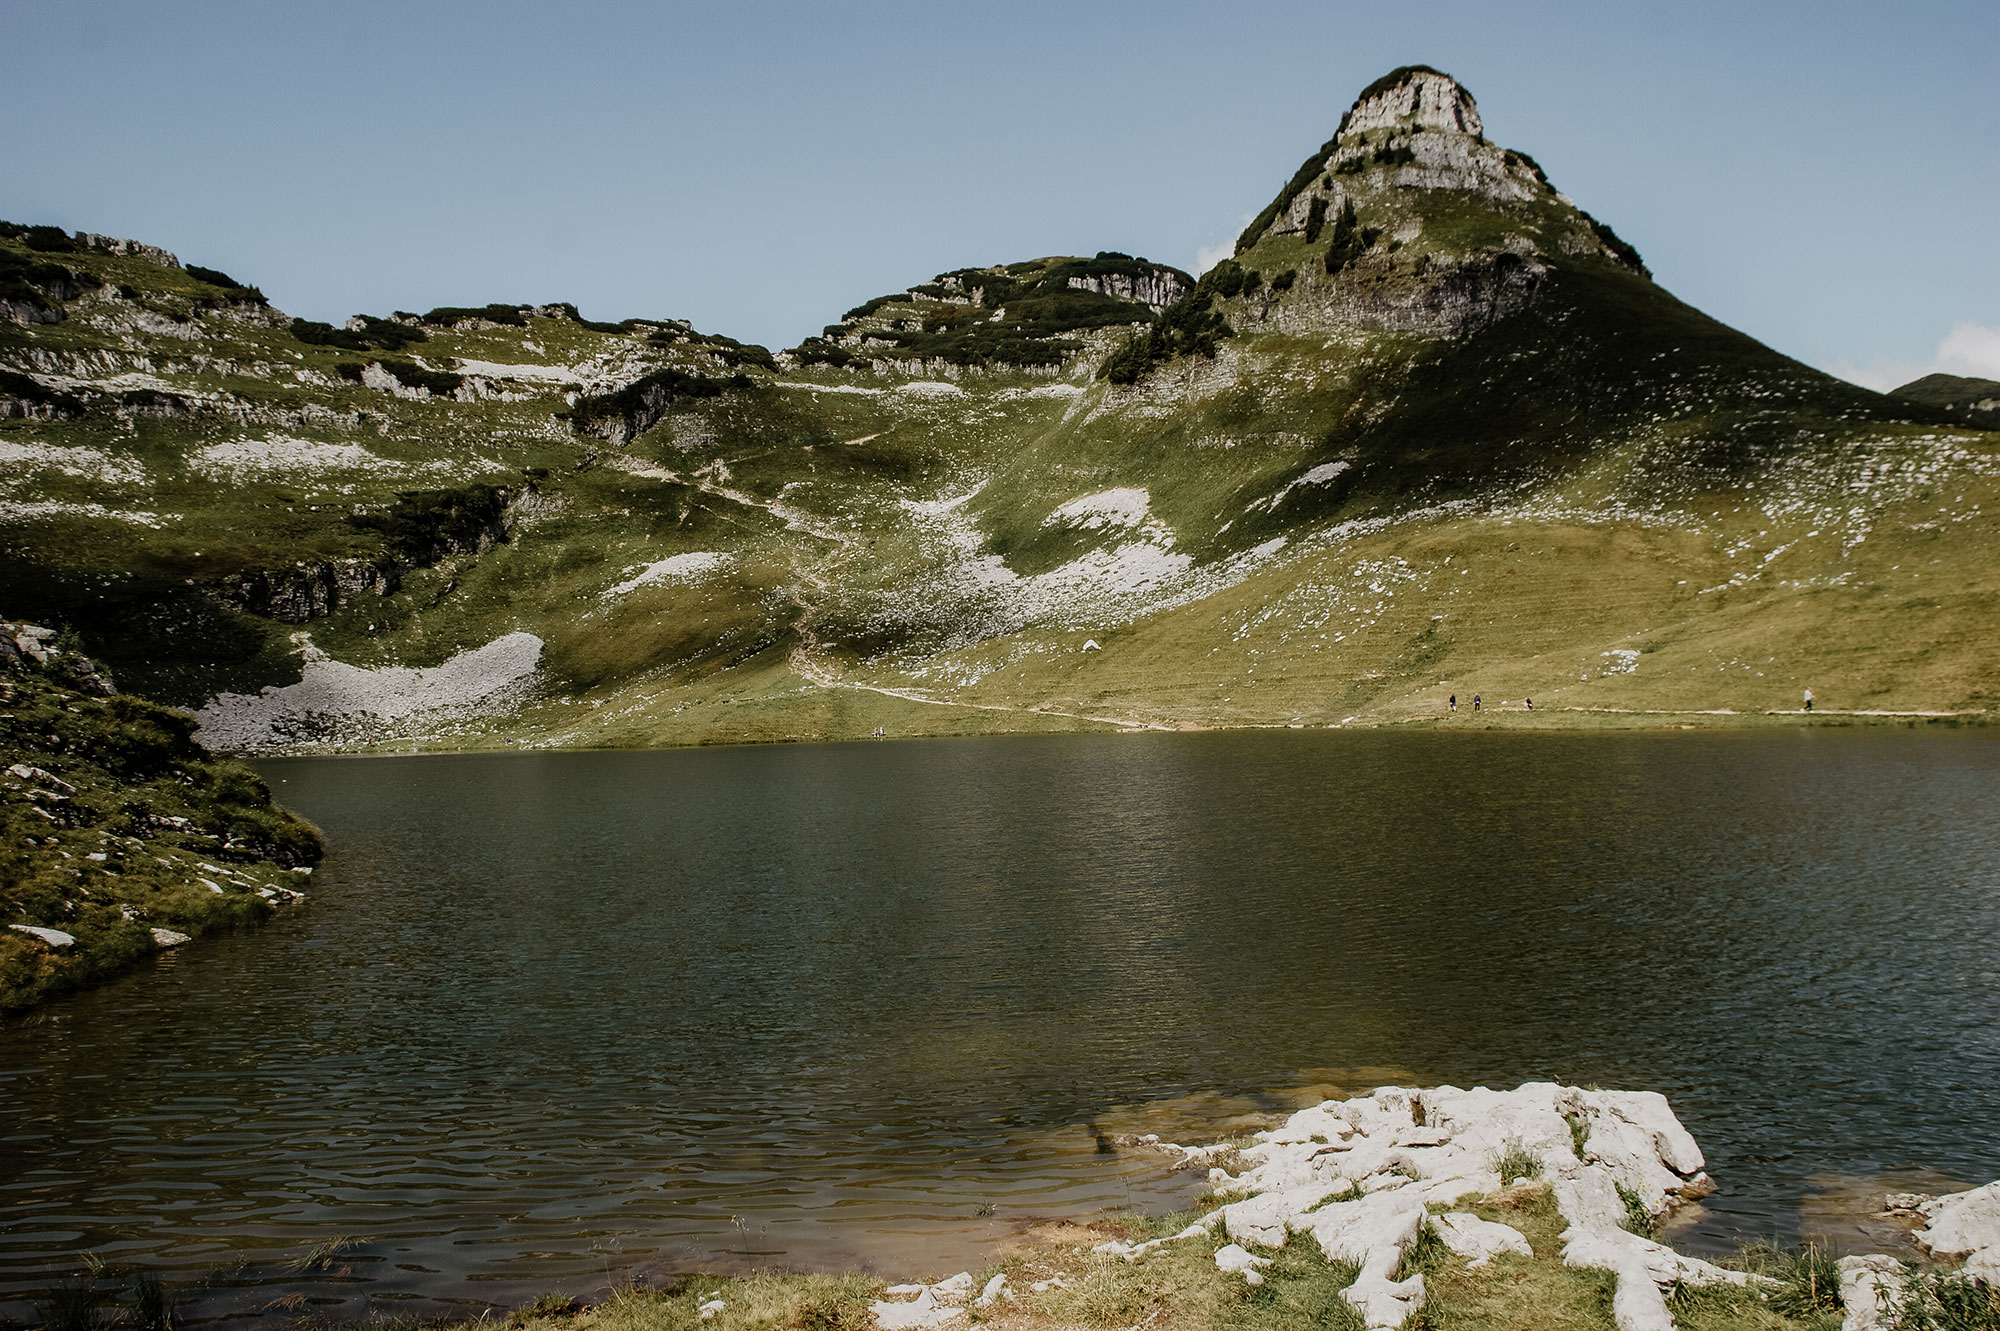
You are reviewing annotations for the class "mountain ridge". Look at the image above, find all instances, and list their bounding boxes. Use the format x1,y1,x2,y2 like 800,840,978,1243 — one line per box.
2,67,1994,751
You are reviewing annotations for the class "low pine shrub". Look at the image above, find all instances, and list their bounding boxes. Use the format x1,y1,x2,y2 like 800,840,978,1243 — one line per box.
22,225,77,253
417,303,528,327
378,360,464,396
291,317,426,352
186,264,250,291
1304,195,1329,243
1324,200,1366,275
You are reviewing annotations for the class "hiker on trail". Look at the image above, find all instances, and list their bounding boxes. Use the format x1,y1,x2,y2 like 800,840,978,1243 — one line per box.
1803,687,1813,713
1524,697,1533,711
1449,694,1457,713
1473,694,1482,712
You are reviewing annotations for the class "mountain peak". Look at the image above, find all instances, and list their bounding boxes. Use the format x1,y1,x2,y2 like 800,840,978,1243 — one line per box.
1340,65,1482,139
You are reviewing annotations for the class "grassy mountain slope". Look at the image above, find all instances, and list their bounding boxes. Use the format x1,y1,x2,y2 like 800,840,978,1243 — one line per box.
1,68,1994,752
1893,372,2000,429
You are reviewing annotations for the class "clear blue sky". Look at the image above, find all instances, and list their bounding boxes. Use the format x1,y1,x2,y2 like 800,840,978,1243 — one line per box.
5,0,1995,388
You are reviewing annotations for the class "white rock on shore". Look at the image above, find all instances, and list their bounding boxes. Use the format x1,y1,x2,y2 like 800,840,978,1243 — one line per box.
1430,1211,1532,1267
1837,1254,1907,1331
863,1082,2000,1331
869,1272,976,1331
1917,1180,2000,1286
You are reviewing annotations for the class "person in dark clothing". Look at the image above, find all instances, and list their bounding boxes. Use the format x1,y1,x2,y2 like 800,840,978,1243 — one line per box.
1449,694,1457,713
1472,695,1481,712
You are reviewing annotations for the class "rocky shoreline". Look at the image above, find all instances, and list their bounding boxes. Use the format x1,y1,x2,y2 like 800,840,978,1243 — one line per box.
841,1083,1998,1331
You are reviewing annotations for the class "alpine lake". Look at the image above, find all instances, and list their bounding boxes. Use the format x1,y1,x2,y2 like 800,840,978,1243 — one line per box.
3,728,1997,1323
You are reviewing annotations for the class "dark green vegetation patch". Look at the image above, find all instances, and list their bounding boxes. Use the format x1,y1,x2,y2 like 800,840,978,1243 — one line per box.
801,253,1191,369
0,651,322,1015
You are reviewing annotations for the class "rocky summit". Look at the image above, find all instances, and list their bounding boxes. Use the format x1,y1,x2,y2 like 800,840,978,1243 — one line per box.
1,66,1995,753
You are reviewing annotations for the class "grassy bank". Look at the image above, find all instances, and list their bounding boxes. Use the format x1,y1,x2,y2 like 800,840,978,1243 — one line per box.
52,1186,1976,1331
0,641,322,1014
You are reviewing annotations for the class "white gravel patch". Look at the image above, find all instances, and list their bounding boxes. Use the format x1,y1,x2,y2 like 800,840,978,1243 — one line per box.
604,551,733,597
195,632,543,751
190,435,405,481
455,359,581,384
997,384,1083,400
1046,487,1153,531
894,381,965,398
773,381,884,395
0,440,146,485
0,499,164,526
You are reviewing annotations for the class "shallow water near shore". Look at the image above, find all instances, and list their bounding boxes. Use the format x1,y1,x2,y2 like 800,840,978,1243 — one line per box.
3,729,1998,1322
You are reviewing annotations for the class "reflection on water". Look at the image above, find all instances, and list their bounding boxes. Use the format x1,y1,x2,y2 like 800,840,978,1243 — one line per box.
1,729,1998,1321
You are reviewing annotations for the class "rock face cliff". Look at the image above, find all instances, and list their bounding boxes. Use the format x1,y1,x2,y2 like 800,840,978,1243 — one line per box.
1339,65,1484,136
1221,66,1642,340
794,253,1194,371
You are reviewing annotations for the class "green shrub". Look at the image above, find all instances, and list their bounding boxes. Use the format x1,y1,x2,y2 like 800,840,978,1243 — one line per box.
1616,1183,1653,1236
348,483,509,564
1304,195,1329,243
1492,1140,1543,1181
1324,200,1365,275
1579,210,1647,275
417,303,527,327
377,360,464,396
22,224,77,253
1505,148,1553,187
794,337,853,367
0,248,99,307
844,293,914,321
696,332,777,371
1097,266,1234,384
1372,144,1416,167
1349,64,1453,108
291,316,425,352
1887,1267,2000,1330
334,361,366,382
186,264,250,291
1271,269,1296,291
566,366,729,430
1238,133,1343,252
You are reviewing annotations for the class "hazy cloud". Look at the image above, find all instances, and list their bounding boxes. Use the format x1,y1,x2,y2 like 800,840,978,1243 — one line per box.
1831,322,2000,392
1194,216,1252,275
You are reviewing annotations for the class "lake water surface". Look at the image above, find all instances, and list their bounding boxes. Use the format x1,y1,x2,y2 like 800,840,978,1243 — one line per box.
3,730,1998,1322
